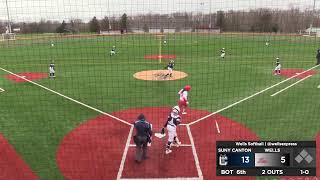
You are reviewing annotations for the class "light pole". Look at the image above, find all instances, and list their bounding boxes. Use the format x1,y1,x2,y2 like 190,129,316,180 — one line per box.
5,0,11,33
309,0,316,35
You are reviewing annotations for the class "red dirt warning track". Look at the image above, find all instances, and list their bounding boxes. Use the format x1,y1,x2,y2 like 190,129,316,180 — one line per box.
5,72,48,83
0,133,39,180
57,107,258,180
276,69,316,79
144,54,177,60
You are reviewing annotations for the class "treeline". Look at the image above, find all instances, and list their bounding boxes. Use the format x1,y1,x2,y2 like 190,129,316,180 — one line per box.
0,9,319,34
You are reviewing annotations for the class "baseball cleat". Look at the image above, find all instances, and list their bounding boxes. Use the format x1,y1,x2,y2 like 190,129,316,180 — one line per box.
172,141,181,147
165,149,172,154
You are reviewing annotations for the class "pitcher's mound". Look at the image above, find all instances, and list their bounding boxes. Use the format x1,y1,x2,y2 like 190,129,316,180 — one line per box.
133,70,188,81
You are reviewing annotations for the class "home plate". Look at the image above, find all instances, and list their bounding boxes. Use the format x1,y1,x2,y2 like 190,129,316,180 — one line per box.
154,133,166,139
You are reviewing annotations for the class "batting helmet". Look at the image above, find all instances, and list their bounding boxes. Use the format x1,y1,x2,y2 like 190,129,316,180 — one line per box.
172,106,180,115
184,85,191,91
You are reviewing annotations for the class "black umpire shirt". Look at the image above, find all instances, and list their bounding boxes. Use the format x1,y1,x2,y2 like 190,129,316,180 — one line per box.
134,119,153,139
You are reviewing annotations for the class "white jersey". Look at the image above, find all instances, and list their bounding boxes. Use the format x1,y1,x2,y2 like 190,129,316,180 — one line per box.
179,89,188,102
166,113,181,128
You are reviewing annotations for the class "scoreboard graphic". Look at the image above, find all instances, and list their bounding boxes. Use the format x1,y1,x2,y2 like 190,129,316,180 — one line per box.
216,141,316,176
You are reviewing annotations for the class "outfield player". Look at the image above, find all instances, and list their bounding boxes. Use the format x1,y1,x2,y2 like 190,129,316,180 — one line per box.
110,46,116,56
178,85,191,114
165,60,175,77
49,62,55,78
274,57,281,75
163,106,181,154
265,40,270,46
220,48,226,59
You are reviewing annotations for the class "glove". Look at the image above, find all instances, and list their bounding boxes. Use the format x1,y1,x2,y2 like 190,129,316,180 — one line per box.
161,127,165,134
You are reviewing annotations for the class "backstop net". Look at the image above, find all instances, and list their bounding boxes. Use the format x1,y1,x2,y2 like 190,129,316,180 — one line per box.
0,0,319,179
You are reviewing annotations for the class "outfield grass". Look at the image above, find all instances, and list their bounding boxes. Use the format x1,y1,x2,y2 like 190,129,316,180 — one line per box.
0,33,319,179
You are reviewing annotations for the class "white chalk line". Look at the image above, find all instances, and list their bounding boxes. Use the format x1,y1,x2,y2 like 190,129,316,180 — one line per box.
271,75,313,97
0,67,132,126
0,88,4,92
188,64,320,126
117,126,134,180
186,125,203,180
215,120,221,134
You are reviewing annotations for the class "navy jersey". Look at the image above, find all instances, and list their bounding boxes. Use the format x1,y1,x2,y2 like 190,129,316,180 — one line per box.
134,120,152,137
165,114,181,127
167,62,174,69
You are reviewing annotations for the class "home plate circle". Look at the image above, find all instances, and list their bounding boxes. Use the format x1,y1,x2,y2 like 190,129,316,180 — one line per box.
56,107,258,180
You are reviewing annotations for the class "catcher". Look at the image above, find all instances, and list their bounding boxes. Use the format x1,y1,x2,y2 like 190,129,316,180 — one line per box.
158,106,182,155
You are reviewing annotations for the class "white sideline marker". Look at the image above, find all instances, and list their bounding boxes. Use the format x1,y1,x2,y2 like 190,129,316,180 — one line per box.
215,120,221,134
271,75,312,97
0,67,132,126
0,88,4,92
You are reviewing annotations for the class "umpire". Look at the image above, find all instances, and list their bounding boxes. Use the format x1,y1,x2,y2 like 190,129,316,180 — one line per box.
133,114,152,163
317,49,320,65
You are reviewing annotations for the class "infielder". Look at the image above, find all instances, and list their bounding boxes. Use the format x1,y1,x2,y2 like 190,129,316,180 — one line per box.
178,85,191,114
162,106,181,154
49,62,55,78
165,60,175,77
316,49,320,65
163,40,167,45
220,48,226,59
110,46,116,56
274,57,281,75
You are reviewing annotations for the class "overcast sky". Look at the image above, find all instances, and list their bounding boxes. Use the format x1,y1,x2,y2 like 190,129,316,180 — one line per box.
0,0,317,22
